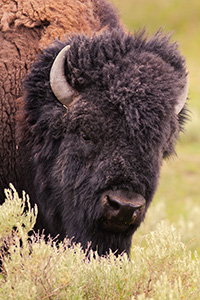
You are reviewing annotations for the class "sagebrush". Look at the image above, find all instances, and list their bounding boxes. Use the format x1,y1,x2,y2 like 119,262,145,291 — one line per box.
0,185,199,300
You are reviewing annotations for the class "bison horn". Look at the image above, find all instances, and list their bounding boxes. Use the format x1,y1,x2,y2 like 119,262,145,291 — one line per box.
50,45,77,106
175,73,189,114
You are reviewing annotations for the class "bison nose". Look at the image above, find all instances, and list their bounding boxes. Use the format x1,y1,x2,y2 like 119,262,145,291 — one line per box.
101,191,146,230
106,195,144,221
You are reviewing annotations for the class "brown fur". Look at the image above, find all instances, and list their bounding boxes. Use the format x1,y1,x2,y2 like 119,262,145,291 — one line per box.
0,0,121,196
0,0,120,47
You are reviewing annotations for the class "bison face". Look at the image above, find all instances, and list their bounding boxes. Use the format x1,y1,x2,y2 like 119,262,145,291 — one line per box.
50,99,157,243
20,29,188,256
24,94,168,256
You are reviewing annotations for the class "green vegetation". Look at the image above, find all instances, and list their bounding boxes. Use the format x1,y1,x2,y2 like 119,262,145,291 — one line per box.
112,0,200,254
0,186,200,300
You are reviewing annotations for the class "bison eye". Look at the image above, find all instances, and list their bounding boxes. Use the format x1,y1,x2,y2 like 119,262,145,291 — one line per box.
81,131,92,143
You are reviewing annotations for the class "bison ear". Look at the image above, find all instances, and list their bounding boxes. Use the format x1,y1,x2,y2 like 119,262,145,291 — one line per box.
50,45,78,106
175,73,189,114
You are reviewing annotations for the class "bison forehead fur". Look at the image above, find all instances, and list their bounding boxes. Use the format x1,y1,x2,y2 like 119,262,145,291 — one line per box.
17,28,188,256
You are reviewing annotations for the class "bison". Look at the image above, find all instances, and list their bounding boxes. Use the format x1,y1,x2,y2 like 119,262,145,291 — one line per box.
0,0,189,256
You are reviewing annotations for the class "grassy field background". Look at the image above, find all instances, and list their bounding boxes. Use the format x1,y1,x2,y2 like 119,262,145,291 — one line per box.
111,0,200,254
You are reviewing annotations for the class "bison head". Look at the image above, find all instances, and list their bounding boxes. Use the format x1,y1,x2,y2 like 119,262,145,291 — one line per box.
20,29,188,256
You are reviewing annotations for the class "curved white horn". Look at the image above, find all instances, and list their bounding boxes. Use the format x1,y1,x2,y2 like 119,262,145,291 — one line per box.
50,45,76,106
175,74,189,114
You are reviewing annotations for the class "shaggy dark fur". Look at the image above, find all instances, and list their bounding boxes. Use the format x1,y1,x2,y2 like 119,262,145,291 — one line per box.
0,0,121,200
15,28,188,256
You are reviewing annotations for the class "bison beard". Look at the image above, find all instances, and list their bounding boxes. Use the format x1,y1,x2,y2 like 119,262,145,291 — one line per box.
14,28,188,256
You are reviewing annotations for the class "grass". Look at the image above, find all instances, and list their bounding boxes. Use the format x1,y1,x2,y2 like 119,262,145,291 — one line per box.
0,186,200,300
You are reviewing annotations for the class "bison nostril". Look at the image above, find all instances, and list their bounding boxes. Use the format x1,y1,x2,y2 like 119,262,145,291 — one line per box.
106,195,120,211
